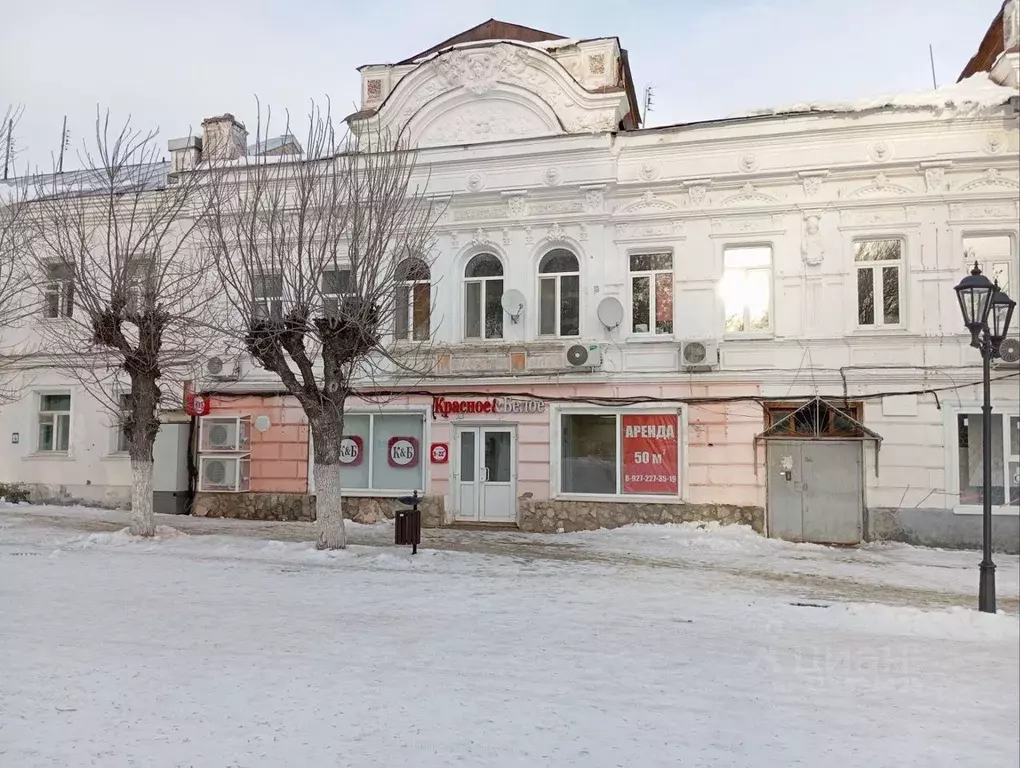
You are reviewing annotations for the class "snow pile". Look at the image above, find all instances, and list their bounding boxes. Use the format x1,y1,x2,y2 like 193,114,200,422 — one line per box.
743,73,1018,118
82,525,186,546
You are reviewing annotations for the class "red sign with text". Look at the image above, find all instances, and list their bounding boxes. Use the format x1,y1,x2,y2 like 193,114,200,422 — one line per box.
621,414,679,495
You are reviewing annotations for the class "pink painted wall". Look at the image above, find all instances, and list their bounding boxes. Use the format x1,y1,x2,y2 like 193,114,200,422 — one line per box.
205,381,764,507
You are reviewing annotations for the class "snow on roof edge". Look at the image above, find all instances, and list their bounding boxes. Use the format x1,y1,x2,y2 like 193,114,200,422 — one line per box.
738,73,1018,119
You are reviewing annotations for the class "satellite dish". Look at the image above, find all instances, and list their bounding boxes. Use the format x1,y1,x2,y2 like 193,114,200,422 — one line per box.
596,296,624,332
500,289,526,324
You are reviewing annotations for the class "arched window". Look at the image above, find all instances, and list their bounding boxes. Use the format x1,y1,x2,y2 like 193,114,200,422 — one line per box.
395,257,430,341
538,248,580,337
464,253,504,340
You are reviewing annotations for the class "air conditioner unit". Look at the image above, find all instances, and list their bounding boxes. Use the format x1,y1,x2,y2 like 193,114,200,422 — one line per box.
200,416,251,452
565,342,603,369
994,336,1020,369
679,340,719,372
205,354,238,380
199,455,251,492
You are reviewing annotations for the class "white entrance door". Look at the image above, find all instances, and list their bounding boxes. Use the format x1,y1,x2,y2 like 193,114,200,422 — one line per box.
454,427,516,522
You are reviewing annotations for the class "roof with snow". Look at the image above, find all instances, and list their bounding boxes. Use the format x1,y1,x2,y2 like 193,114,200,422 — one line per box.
0,162,169,204
740,73,1017,119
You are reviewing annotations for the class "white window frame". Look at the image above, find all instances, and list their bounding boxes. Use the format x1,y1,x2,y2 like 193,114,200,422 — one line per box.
722,244,773,337
537,249,581,339
395,259,431,342
552,405,687,503
114,392,131,454
35,391,72,454
946,403,1020,516
308,409,429,497
853,237,905,330
124,256,157,315
322,266,352,316
962,231,1017,298
463,253,504,341
42,262,74,319
628,251,674,336
253,272,284,320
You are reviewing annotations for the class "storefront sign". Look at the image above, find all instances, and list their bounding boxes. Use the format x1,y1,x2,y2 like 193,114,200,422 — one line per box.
388,436,419,468
430,442,449,464
621,414,679,495
432,396,546,418
339,436,364,466
185,393,210,417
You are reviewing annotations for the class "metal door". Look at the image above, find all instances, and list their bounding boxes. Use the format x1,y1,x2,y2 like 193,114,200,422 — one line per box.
453,427,516,522
802,442,862,545
766,440,863,545
766,441,805,542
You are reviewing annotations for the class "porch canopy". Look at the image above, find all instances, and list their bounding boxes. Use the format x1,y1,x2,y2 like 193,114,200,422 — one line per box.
753,397,883,475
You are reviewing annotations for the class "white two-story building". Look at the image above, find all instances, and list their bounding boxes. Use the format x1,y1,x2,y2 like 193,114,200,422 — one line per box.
3,9,1019,550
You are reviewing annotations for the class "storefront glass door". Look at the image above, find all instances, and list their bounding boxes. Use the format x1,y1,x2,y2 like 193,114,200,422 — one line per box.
454,427,516,522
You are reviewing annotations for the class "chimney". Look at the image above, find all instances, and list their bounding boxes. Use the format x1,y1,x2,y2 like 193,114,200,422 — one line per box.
167,136,202,173
201,114,248,162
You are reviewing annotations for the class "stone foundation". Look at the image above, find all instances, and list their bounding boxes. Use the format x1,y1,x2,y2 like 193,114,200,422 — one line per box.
28,483,131,510
517,499,764,534
192,492,445,527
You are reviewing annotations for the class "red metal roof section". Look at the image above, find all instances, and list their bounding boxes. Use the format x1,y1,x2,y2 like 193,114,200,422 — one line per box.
399,19,567,64
959,2,1010,81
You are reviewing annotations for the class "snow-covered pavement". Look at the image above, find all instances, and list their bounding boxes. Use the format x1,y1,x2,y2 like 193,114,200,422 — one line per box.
1,507,1019,767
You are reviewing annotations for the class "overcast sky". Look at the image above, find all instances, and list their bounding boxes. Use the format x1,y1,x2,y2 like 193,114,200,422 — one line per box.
0,0,1003,171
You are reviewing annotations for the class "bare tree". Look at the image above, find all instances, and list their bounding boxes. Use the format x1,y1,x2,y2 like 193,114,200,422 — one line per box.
25,109,215,536
203,103,439,549
0,105,32,402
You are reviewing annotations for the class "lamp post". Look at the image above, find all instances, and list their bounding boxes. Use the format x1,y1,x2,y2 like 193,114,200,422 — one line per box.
954,262,1017,613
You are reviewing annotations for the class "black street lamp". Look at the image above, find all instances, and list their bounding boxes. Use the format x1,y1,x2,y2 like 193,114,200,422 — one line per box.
954,262,1017,613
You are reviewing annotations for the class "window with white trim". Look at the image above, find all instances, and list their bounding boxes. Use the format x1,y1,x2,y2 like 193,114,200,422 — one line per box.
394,257,430,341
322,267,352,316
538,248,580,337
957,413,1019,508
560,411,680,498
463,253,503,340
854,239,903,327
630,252,673,335
333,412,425,492
115,393,131,453
722,245,772,334
37,393,71,453
963,234,1015,296
43,263,74,318
253,272,284,320
124,257,156,315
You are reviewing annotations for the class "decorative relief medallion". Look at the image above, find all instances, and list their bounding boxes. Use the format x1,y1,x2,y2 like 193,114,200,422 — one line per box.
870,141,893,163
466,173,484,192
542,222,567,243
923,167,946,193
470,228,492,246
584,188,605,212
638,163,659,181
543,167,562,186
985,133,1007,155
506,194,526,218
738,153,759,172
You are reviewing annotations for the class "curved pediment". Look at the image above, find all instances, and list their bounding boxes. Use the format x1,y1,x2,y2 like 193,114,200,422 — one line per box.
847,174,914,198
353,42,627,146
620,190,680,214
411,87,562,147
958,169,1020,192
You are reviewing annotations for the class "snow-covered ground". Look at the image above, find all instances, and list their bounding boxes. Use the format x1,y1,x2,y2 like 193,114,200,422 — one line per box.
1,506,1018,767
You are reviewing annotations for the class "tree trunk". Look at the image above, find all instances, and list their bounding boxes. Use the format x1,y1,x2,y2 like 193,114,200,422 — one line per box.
126,371,161,538
310,410,346,550
129,458,156,537
314,462,346,549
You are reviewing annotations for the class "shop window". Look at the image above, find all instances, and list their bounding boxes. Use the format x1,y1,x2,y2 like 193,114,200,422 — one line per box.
337,412,425,493
957,413,1019,508
463,253,503,340
538,248,580,337
560,412,680,497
